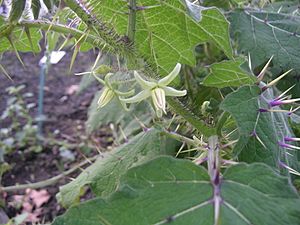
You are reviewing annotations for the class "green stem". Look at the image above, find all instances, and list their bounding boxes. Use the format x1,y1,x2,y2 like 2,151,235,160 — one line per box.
127,0,137,41
207,135,221,225
19,20,117,54
167,97,216,136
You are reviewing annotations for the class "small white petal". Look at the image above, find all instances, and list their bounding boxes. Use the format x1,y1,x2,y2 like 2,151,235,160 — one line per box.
134,71,156,89
164,86,187,97
151,88,166,114
158,63,181,86
97,87,114,108
119,90,150,103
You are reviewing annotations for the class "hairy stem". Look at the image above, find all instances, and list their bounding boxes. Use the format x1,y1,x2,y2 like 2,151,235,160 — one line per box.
19,20,115,52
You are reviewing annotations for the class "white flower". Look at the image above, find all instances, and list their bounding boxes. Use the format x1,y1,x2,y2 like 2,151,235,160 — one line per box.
120,63,187,117
97,73,134,108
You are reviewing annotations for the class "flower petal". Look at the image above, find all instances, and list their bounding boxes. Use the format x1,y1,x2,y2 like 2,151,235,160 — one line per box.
119,90,150,103
164,86,187,97
158,63,181,86
134,71,156,89
97,87,114,108
151,88,166,114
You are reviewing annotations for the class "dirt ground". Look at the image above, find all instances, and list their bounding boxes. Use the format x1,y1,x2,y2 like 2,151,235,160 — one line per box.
0,50,109,223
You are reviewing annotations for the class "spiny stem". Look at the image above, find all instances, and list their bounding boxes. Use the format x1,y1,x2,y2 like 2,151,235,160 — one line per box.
208,136,221,225
19,20,117,53
1,155,98,192
127,0,137,41
64,0,132,53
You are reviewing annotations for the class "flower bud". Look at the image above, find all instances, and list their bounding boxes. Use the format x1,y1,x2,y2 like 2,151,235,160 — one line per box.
151,87,166,117
97,87,114,108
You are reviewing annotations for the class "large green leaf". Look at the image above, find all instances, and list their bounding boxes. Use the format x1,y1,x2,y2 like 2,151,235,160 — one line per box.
203,59,255,88
52,157,300,225
83,0,232,75
220,85,299,172
57,129,176,208
229,9,300,96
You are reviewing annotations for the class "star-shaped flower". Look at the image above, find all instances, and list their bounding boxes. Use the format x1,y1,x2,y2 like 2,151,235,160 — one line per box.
96,73,134,108
120,63,187,117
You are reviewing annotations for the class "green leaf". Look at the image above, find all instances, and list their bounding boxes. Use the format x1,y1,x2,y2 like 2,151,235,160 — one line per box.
203,59,256,88
53,157,300,225
264,1,300,14
57,129,172,208
220,85,300,172
229,9,300,96
0,17,42,52
83,0,232,75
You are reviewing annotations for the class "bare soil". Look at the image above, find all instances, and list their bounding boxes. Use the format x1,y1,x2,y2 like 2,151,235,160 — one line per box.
0,51,109,223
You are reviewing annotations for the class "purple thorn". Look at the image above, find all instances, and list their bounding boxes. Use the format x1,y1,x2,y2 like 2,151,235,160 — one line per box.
269,100,282,107
250,130,257,137
258,108,269,113
284,137,295,142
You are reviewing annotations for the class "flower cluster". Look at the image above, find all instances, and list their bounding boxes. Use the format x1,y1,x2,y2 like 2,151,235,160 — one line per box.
96,63,187,117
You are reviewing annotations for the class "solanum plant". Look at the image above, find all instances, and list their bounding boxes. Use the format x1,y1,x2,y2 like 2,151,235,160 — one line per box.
1,0,300,224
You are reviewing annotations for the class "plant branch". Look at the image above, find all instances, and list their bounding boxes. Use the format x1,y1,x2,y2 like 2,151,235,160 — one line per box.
0,155,99,192
208,135,221,225
127,0,137,41
18,20,118,54
167,97,216,136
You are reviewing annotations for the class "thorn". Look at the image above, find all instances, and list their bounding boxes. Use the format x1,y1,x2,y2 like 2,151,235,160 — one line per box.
257,56,273,82
278,161,300,176
175,142,186,157
278,141,300,150
6,36,25,67
92,52,102,70
288,106,300,116
221,140,238,148
193,156,208,165
221,160,239,165
0,64,13,81
133,115,149,132
269,98,300,107
251,131,266,149
284,137,300,142
275,85,295,100
69,44,80,72
174,124,180,133
24,27,35,54
248,53,252,72
262,69,293,91
58,36,70,51
258,108,290,113
119,125,128,143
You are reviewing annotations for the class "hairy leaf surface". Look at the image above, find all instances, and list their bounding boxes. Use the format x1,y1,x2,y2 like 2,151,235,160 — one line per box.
203,59,255,88
53,157,300,225
229,9,300,96
221,85,300,173
57,129,174,208
82,0,232,75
